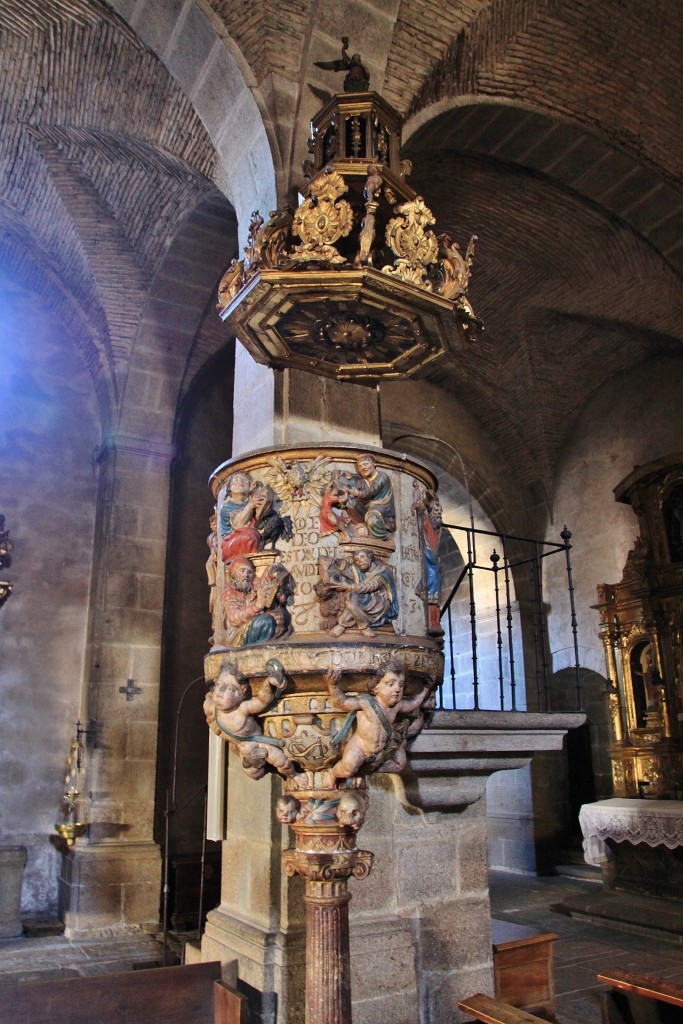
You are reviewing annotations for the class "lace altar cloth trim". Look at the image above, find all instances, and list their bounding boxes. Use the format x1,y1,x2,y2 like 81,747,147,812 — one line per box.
579,799,683,865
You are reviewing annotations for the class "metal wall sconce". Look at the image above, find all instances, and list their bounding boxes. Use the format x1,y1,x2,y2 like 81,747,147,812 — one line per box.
0,513,13,610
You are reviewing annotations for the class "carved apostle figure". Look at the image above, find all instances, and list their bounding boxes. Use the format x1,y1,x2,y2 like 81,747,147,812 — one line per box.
219,472,264,560
339,454,395,540
222,556,293,647
324,661,432,786
413,483,444,636
320,548,398,637
205,661,304,782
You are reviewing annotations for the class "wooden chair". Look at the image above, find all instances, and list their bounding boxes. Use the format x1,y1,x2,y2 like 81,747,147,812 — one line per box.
0,960,247,1024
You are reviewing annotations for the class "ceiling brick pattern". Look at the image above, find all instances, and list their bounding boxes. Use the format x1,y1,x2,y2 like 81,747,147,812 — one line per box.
0,0,680,515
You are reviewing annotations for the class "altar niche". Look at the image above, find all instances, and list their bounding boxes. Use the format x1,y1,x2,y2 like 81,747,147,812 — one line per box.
596,454,683,800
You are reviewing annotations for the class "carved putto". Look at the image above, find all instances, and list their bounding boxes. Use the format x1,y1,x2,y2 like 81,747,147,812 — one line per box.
323,661,433,785
204,656,435,791
205,659,305,784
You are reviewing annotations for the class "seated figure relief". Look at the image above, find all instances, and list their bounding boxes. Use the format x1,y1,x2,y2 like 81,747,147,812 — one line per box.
221,556,293,647
317,548,399,637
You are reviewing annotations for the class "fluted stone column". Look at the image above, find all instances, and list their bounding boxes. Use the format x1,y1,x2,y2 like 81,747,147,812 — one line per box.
305,881,352,1024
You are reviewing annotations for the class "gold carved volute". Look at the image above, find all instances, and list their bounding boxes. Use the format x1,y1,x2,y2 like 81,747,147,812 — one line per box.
433,233,477,300
382,196,439,289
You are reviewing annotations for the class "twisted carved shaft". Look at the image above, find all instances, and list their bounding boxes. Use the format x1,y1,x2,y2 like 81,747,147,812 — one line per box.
305,878,352,1024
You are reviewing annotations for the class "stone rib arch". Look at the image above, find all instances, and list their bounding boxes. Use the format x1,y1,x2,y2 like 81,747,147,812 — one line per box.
404,98,683,278
117,189,238,446
0,219,116,433
106,0,278,238
402,0,682,184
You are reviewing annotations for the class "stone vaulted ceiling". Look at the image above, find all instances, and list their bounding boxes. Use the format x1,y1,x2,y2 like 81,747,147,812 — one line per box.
1,0,681,522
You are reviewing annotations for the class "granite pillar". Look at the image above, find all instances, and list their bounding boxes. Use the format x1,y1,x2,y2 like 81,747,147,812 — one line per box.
0,846,27,938
59,436,173,936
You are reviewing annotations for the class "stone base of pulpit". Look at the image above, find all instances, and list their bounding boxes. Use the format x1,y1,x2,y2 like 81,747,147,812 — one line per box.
192,711,582,1024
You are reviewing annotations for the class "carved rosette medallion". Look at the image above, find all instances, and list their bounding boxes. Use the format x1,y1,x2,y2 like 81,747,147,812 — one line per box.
291,168,353,264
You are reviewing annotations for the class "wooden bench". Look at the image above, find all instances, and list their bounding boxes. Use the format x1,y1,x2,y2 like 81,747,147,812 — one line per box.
0,960,247,1024
598,969,683,1023
460,970,683,1024
459,992,554,1023
491,919,557,1017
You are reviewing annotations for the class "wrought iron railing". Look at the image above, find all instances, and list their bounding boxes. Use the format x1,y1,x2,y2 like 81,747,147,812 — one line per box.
437,524,581,713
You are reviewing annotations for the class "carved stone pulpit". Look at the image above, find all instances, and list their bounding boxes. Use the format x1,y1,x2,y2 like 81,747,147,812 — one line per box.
595,454,683,799
203,444,443,1023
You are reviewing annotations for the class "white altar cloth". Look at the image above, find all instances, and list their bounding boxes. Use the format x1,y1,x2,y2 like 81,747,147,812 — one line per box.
579,798,683,866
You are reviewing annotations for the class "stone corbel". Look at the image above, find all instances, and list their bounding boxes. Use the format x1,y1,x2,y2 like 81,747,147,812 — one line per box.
397,709,586,814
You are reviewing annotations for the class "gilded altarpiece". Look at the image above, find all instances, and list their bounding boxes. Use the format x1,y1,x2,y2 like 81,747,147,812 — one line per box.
596,456,683,799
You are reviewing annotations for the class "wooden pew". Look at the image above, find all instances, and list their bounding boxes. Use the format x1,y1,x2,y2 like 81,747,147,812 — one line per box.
0,960,247,1024
598,969,683,1023
491,919,557,1017
459,992,554,1023
460,971,683,1024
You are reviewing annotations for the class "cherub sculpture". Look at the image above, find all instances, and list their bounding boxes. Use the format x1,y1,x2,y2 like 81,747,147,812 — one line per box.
324,659,433,786
276,795,301,824
336,790,368,831
205,660,305,783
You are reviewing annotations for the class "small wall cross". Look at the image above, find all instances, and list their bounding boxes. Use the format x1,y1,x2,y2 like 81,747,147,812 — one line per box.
119,678,142,701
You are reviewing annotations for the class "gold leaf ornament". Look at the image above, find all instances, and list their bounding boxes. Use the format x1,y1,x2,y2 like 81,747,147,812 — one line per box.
291,168,353,264
382,196,439,289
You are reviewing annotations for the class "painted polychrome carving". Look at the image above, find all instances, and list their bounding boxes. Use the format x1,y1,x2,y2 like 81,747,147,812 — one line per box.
204,443,443,1016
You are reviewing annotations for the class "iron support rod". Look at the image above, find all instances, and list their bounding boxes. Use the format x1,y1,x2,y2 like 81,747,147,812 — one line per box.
534,542,551,710
561,525,582,710
446,603,456,708
491,549,505,710
502,536,517,710
466,529,479,709
528,558,543,709
197,786,209,939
